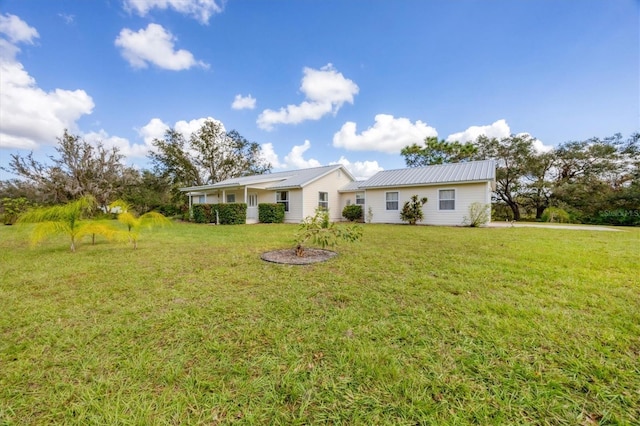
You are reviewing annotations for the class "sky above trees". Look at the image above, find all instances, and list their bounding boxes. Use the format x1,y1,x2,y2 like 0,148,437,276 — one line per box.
0,0,638,180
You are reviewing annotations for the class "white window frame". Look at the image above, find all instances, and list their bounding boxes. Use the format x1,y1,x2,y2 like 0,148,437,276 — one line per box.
197,195,205,204
226,193,236,203
355,192,365,206
318,192,329,210
276,191,289,212
439,189,456,211
386,192,399,211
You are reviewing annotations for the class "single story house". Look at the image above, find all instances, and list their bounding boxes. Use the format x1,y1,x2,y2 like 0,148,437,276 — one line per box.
180,159,496,226
339,159,496,226
180,165,356,223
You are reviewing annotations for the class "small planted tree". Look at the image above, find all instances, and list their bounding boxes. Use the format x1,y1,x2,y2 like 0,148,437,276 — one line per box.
295,209,362,257
17,195,114,252
109,200,171,249
400,195,428,225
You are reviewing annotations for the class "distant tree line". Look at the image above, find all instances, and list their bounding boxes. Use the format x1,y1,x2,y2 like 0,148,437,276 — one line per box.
401,133,640,225
0,119,271,221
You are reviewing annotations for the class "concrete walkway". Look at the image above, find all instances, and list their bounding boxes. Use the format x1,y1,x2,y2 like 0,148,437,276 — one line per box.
488,222,623,232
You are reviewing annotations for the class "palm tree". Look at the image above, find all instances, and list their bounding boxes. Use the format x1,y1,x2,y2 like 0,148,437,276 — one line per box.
17,196,114,252
108,200,171,249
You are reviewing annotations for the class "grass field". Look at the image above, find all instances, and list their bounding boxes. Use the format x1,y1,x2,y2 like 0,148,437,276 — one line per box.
1,222,638,425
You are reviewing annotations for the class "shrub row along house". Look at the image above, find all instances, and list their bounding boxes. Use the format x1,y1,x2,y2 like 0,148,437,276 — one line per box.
180,159,496,225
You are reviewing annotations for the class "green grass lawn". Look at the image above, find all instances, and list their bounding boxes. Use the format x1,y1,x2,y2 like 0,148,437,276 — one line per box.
1,222,638,425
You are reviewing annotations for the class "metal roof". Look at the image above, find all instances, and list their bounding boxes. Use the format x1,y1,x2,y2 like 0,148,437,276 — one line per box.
180,165,350,191
358,160,495,189
339,181,366,192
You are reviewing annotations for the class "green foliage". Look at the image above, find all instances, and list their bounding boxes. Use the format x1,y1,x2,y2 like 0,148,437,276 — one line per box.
258,203,285,223
17,195,113,252
215,203,247,225
342,204,363,222
400,195,428,225
1,197,32,225
191,204,210,223
401,136,478,166
463,202,491,227
541,207,571,223
295,209,362,256
109,200,172,249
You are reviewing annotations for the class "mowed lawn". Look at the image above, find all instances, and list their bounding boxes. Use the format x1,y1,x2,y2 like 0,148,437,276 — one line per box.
0,222,638,425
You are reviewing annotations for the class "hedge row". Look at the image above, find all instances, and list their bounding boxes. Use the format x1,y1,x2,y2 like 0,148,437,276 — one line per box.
258,203,285,223
191,203,247,225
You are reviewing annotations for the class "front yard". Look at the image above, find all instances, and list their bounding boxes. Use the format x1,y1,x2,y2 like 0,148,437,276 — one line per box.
1,222,638,424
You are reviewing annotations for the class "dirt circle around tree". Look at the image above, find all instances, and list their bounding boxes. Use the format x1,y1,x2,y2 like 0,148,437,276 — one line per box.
261,248,338,265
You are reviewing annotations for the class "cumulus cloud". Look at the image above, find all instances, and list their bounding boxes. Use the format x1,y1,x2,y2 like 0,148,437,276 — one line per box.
446,119,511,143
259,143,282,168
115,23,208,71
332,156,383,180
0,14,94,150
123,0,224,24
332,114,437,154
446,119,553,153
0,13,39,44
84,129,148,158
284,140,322,169
231,94,256,110
257,64,359,130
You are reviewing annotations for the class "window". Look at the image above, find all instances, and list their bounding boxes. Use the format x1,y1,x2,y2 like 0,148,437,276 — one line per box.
318,192,328,210
439,189,455,210
276,191,289,212
197,195,205,204
355,192,365,205
226,193,235,203
386,192,399,210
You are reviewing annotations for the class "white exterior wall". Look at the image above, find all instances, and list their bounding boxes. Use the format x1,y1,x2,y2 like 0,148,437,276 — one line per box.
301,169,355,222
366,182,491,226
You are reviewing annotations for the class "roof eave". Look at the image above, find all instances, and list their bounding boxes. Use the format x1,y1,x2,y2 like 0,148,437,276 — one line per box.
360,178,494,190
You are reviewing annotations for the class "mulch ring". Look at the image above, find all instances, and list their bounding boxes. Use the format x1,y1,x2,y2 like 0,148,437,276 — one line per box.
261,248,337,265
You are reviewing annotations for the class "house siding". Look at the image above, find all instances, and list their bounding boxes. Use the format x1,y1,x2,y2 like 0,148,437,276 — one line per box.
366,182,491,225
300,169,354,222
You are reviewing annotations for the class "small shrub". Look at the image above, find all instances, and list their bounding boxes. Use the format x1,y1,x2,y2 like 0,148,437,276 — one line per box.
1,197,32,225
259,203,285,223
400,195,428,225
541,207,571,223
463,202,490,227
214,203,247,225
342,204,363,222
191,204,208,223
295,209,362,257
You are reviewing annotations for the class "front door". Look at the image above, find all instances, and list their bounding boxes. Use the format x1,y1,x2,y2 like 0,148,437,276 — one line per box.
247,193,258,221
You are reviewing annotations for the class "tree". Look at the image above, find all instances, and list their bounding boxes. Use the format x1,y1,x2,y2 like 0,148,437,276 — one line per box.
149,119,271,190
295,209,362,257
401,136,477,167
108,200,171,249
17,195,114,252
2,130,137,209
521,151,556,219
474,134,538,221
400,195,428,225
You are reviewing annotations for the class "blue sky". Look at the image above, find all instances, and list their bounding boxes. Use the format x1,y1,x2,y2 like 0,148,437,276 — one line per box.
0,0,638,180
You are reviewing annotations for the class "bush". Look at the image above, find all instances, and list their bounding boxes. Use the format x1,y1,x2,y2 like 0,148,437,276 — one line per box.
1,197,32,225
400,195,428,225
541,207,571,223
295,209,362,256
463,202,490,227
214,203,247,225
342,205,363,222
258,203,285,223
191,204,209,223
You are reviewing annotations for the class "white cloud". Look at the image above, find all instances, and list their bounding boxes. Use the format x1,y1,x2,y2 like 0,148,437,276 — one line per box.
446,119,511,143
123,0,224,24
84,129,148,158
257,64,359,130
283,140,321,169
332,114,437,154
138,118,170,145
0,15,94,150
231,94,256,110
332,156,383,180
259,143,283,168
115,23,208,71
0,13,39,44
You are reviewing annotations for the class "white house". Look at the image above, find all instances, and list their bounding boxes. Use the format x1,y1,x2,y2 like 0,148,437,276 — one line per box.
180,165,356,223
181,160,496,226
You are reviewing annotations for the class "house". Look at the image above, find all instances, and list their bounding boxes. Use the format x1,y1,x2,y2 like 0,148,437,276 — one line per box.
339,160,495,225
181,159,496,226
180,165,356,223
